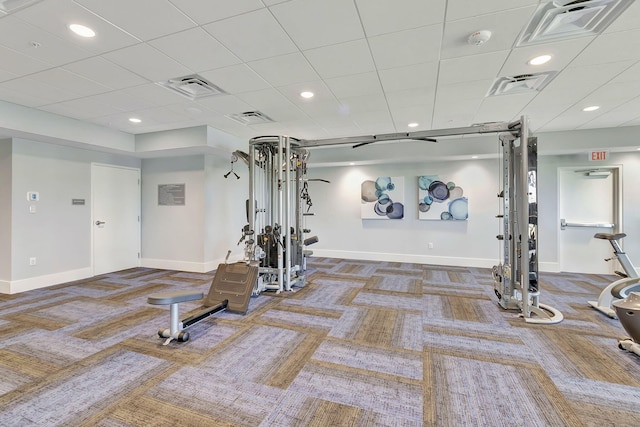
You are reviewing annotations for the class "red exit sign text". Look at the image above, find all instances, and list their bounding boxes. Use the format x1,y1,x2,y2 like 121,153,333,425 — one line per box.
589,150,609,161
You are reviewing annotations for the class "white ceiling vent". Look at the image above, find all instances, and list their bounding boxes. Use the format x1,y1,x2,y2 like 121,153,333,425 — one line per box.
157,74,226,100
226,111,274,125
0,0,42,14
516,0,633,46
487,72,558,96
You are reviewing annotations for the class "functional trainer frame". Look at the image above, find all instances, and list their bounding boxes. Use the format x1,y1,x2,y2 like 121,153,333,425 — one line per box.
492,119,562,324
244,117,560,323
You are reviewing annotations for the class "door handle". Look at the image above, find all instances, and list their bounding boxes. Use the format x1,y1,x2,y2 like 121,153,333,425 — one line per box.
95,220,106,226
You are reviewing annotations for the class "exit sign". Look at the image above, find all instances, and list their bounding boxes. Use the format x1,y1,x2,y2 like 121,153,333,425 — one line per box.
589,150,609,161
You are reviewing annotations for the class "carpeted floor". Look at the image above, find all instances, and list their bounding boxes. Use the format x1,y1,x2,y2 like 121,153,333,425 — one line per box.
0,258,639,426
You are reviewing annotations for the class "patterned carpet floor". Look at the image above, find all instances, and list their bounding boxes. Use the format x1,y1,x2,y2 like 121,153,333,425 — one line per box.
0,258,639,426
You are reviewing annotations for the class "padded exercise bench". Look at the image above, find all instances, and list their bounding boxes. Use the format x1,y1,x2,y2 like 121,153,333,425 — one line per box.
148,261,259,345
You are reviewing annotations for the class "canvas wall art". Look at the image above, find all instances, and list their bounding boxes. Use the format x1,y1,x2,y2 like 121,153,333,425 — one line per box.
361,176,404,219
418,175,468,220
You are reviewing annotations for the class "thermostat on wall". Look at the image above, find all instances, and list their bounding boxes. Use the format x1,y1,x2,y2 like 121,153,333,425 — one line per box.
27,191,39,201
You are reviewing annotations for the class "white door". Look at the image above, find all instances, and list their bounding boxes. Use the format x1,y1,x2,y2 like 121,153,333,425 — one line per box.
92,164,140,275
558,167,620,274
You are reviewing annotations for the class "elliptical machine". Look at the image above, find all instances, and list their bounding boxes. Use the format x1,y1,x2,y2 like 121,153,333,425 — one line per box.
588,233,640,318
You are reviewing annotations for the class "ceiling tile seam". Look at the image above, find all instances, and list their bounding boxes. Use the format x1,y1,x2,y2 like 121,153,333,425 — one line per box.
350,0,397,133
71,0,144,43
444,4,540,25
430,3,452,131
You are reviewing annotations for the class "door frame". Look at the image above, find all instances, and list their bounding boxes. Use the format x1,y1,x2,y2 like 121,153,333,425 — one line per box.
557,164,623,273
91,163,141,276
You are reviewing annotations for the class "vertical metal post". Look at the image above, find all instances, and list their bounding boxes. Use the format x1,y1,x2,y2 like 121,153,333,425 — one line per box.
519,116,531,318
277,136,284,292
284,137,292,291
248,145,255,236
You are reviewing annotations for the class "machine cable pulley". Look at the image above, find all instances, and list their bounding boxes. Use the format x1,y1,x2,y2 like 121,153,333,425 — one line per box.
224,153,240,179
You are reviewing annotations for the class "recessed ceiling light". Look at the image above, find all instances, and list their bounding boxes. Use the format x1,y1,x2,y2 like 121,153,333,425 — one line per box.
69,23,95,38
408,122,419,128
129,117,141,123
583,105,600,112
528,54,551,66
471,155,479,159
349,162,355,166
300,91,314,98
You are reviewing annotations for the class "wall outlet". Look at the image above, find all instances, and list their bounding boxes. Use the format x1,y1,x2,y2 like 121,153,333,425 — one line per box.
428,242,434,249
29,257,37,266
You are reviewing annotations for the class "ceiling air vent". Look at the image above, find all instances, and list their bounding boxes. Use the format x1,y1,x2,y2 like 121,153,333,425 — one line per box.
487,72,558,96
226,111,274,125
157,74,226,100
0,0,43,14
516,0,633,46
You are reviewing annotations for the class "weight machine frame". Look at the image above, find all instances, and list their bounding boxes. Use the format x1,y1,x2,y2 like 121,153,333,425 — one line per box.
243,117,562,323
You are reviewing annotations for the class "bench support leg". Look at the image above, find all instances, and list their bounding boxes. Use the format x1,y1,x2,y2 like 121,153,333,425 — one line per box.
158,303,189,345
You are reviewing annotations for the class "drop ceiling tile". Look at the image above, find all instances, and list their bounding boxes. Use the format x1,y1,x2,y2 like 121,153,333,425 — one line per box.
0,85,44,107
325,71,383,99
475,92,536,123
39,97,124,119
436,80,493,102
339,93,388,115
603,0,640,33
203,9,298,62
200,64,270,94
356,0,445,37
378,62,439,92
390,105,434,129
441,6,537,60
169,0,265,25
499,38,593,77
127,83,188,106
386,87,435,110
0,16,90,66
235,88,307,121
28,68,111,97
0,76,78,106
438,50,509,85
62,57,148,90
149,28,241,73
14,0,140,54
89,91,156,112
369,24,442,70
75,0,196,41
248,52,319,87
0,44,51,76
446,0,539,21
270,0,364,50
580,97,640,129
205,115,258,138
103,43,193,82
195,94,254,115
277,80,338,108
0,69,17,82
304,39,375,79
534,60,635,105
351,111,396,134
571,29,640,67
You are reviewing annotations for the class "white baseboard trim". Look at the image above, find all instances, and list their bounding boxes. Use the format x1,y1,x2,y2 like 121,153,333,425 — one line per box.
0,267,93,294
310,249,498,269
142,253,244,273
311,250,563,273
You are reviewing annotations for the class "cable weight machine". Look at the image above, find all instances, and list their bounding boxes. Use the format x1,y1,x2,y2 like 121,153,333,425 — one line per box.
241,135,312,294
492,118,562,324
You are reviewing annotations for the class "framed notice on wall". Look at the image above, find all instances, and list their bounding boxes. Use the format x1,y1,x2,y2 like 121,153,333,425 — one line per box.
158,184,186,206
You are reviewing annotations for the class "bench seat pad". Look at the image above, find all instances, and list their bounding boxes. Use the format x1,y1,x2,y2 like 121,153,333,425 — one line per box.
147,290,203,305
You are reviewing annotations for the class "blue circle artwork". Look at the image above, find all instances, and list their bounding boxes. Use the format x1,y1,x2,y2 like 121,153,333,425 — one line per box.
448,197,468,220
387,202,404,219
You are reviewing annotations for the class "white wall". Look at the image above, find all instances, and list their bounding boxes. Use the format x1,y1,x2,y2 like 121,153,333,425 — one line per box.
306,158,503,267
0,140,11,283
307,150,640,271
141,154,247,272
5,138,140,293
